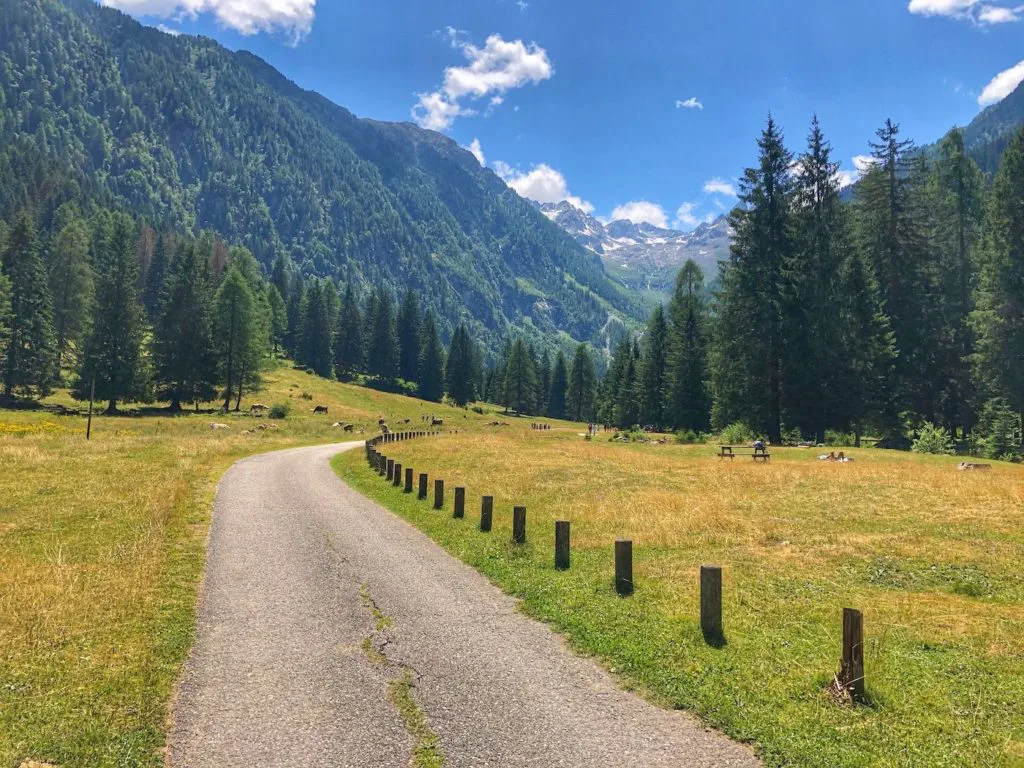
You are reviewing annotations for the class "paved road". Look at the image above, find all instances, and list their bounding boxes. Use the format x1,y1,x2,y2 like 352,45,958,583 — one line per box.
169,442,760,768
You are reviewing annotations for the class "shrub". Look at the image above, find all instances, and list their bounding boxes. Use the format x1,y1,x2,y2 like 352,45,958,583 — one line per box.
471,405,485,415
781,426,803,446
299,391,313,401
674,429,703,444
719,422,754,444
976,398,1020,461
268,402,290,420
824,430,855,447
911,422,954,455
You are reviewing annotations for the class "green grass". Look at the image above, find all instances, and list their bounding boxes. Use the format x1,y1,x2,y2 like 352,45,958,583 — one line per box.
334,432,1024,768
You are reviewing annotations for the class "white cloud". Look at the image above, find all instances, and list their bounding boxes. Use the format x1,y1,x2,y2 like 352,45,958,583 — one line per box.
610,201,669,228
853,154,878,173
673,202,715,229
413,34,553,131
908,0,978,16
494,162,593,213
703,177,737,197
979,59,1024,105
467,138,486,166
978,4,1022,21
100,0,316,40
157,23,181,35
907,0,1023,23
676,97,703,110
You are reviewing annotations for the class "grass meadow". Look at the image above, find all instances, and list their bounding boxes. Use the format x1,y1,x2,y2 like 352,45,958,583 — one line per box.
335,429,1024,768
0,365,512,768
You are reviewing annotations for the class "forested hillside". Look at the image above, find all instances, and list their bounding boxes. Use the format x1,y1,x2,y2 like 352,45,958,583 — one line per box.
0,0,639,356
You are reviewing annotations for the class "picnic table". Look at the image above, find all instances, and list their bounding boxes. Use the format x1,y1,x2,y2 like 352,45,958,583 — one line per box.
719,445,771,462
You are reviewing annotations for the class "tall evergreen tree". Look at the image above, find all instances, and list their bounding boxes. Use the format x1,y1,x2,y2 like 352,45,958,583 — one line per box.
76,214,148,413
445,322,477,406
1,214,55,397
284,276,306,358
616,342,641,428
711,117,794,442
537,351,552,417
48,217,93,381
267,284,287,356
214,265,258,411
639,305,669,428
334,283,364,380
418,311,445,402
397,289,422,383
142,230,169,319
504,337,538,415
0,273,10,378
666,261,710,432
300,279,334,378
152,243,216,411
547,350,569,419
366,287,399,380
566,343,597,422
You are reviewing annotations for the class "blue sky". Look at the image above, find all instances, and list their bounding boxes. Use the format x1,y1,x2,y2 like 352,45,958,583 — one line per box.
103,0,1024,230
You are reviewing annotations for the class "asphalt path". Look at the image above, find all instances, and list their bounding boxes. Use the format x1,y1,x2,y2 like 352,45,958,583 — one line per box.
169,441,760,767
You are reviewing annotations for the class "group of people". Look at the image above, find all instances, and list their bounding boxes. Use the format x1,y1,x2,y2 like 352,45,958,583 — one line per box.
818,451,854,463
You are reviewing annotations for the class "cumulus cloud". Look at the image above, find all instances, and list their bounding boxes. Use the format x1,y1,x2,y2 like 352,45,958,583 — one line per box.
100,0,316,40
676,97,703,110
467,138,486,166
493,162,593,213
908,0,978,15
413,34,553,131
674,202,714,229
703,178,737,197
907,0,1022,23
609,201,669,228
978,4,1022,21
157,23,181,35
979,59,1024,106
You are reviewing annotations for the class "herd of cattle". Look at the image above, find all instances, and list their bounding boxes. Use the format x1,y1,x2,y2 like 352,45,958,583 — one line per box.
209,403,446,436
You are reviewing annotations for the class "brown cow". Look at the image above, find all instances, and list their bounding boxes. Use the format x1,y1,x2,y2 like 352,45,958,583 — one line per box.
312,405,329,415
250,403,268,415
432,418,444,427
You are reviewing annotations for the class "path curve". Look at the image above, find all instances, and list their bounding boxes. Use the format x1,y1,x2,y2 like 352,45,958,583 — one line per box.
169,441,759,767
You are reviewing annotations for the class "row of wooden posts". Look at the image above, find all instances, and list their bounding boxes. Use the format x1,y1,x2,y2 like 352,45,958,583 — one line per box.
364,431,866,700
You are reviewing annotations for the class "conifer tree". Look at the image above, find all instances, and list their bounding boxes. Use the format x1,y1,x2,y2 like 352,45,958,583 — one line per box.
300,279,334,378
367,287,398,380
397,289,422,383
418,311,445,402
143,230,168,319
214,265,258,411
537,351,552,416
152,243,216,411
1,214,55,398
504,337,537,415
48,217,93,382
616,343,640,428
666,261,710,432
334,283,364,380
566,343,597,422
76,214,148,413
285,276,306,358
547,350,568,419
267,284,287,356
598,338,631,426
639,305,668,428
0,274,10,376
445,323,477,406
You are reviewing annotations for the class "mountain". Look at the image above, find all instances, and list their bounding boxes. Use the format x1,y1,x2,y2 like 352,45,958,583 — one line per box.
0,0,642,357
537,201,732,299
960,79,1024,175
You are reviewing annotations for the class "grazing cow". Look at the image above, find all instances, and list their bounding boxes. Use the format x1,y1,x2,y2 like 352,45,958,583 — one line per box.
432,418,444,427
250,403,268,415
313,405,329,415
958,462,992,471
343,423,355,433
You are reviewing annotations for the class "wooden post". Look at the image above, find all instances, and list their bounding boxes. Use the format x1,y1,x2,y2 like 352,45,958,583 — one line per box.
418,473,428,500
86,377,95,441
378,455,387,476
393,463,402,487
454,487,465,519
480,496,493,532
512,506,526,544
555,521,570,570
700,565,724,645
434,479,444,510
840,608,865,699
386,459,394,482
404,467,414,494
615,539,633,596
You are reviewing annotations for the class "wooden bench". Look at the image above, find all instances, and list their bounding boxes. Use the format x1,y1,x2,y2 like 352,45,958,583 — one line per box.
719,445,771,462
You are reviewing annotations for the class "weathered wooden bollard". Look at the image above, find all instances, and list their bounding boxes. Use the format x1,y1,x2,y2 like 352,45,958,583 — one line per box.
840,608,865,699
480,496,493,532
378,455,386,475
418,473,428,500
454,487,465,519
512,506,527,544
615,539,633,596
393,463,402,487
386,459,394,482
404,468,414,494
700,565,724,645
555,521,570,570
434,479,444,510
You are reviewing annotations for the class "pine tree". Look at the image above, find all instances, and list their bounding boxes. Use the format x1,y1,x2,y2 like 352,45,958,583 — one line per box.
267,284,287,356
566,343,597,422
537,351,552,417
504,337,537,415
0,273,10,377
397,289,422,383
973,126,1024,441
152,243,216,411
547,350,568,419
285,276,306,358
214,265,258,411
666,261,710,432
334,283,364,380
639,305,669,428
76,214,148,412
48,216,93,381
367,287,399,380
710,117,794,442
143,230,169,319
418,311,445,402
1,214,55,397
445,323,477,406
616,343,640,428
300,279,334,378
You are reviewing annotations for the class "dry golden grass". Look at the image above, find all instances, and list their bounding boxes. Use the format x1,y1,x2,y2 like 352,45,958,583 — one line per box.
342,429,1024,767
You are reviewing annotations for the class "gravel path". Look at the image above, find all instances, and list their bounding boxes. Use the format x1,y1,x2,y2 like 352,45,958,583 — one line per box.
169,441,760,768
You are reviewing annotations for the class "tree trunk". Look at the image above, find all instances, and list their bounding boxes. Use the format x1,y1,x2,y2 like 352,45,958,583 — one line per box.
106,399,118,415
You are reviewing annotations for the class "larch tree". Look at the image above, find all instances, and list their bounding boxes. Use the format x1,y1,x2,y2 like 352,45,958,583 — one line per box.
214,265,258,412
48,216,93,381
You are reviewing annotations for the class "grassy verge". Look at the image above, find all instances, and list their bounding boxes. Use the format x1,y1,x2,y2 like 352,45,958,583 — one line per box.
0,365,526,768
334,431,1024,768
